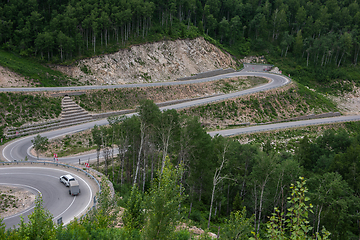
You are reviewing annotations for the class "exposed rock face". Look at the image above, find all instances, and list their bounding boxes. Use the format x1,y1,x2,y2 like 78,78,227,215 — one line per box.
55,37,237,85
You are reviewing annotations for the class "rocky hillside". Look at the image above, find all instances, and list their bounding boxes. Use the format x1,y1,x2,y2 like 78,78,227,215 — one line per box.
54,37,237,85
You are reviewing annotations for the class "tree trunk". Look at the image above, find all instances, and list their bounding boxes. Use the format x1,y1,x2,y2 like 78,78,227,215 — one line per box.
112,147,114,181
188,201,193,218
86,29,88,50
134,122,145,185
208,144,228,229
227,183,230,215
151,153,154,182
105,29,108,47
142,147,147,193
254,183,258,231
60,47,63,62
208,179,216,228
307,51,309,67
121,151,125,186
257,179,268,234
93,35,96,54
338,52,345,67
316,205,323,236
97,149,100,168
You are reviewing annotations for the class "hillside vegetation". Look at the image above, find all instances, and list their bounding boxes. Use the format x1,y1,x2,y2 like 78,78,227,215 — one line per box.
0,93,61,139
72,76,266,112
0,50,79,87
2,0,360,89
182,83,338,128
1,0,359,65
29,100,360,239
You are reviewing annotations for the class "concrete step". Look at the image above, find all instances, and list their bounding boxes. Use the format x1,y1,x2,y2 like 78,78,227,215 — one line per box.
61,112,89,119
62,108,85,114
61,115,93,123
62,103,79,108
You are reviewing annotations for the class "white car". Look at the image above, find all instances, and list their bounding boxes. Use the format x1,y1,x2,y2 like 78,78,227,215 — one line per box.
60,174,75,187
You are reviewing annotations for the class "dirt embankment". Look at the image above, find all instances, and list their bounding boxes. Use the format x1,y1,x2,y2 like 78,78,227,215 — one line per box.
0,65,32,87
0,185,36,219
330,85,360,115
54,37,237,85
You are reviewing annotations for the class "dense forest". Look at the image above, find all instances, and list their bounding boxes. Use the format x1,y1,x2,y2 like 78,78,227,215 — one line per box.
2,0,360,239
4,100,360,239
1,0,360,68
51,100,360,239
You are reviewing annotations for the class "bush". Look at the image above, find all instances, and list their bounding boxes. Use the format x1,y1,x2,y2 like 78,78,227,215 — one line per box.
173,230,191,240
189,210,203,222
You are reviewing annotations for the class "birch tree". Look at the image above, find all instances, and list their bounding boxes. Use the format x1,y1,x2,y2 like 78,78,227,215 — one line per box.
250,153,278,234
134,100,160,186
92,125,102,168
157,109,180,175
208,136,231,228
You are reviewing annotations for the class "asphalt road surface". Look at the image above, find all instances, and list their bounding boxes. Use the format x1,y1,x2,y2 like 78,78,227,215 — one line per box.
2,70,291,163
208,115,360,137
1,65,360,228
0,166,94,229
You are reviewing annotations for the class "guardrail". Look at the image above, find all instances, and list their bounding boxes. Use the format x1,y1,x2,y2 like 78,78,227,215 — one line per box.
165,72,291,111
0,160,115,222
177,68,236,81
210,115,360,137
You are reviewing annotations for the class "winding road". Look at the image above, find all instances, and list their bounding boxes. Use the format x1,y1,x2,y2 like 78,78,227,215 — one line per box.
0,165,95,229
1,64,360,228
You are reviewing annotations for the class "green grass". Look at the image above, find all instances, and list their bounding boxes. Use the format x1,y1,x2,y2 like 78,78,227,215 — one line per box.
57,146,97,158
234,121,360,153
264,54,360,95
182,83,338,128
0,50,79,87
0,92,62,143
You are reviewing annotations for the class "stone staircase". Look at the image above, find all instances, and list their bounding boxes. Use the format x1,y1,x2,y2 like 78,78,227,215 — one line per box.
6,96,93,138
60,96,92,125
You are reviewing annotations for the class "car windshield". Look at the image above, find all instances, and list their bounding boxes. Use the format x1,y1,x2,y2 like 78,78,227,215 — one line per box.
69,178,75,181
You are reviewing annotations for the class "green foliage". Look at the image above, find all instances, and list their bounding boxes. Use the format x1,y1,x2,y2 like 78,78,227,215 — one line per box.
273,54,360,95
265,177,331,240
0,50,76,86
18,197,56,240
31,134,49,159
0,92,61,133
183,83,337,128
137,99,161,126
122,186,144,230
143,157,185,240
80,64,91,75
56,220,89,240
96,176,119,228
0,218,5,239
172,229,191,240
220,207,253,239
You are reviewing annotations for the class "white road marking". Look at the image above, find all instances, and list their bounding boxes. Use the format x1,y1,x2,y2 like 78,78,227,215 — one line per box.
0,167,93,225
53,196,76,221
0,183,41,220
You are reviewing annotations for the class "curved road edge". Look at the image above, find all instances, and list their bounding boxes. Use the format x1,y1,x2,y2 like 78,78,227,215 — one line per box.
0,161,102,228
1,71,291,163
208,115,360,137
